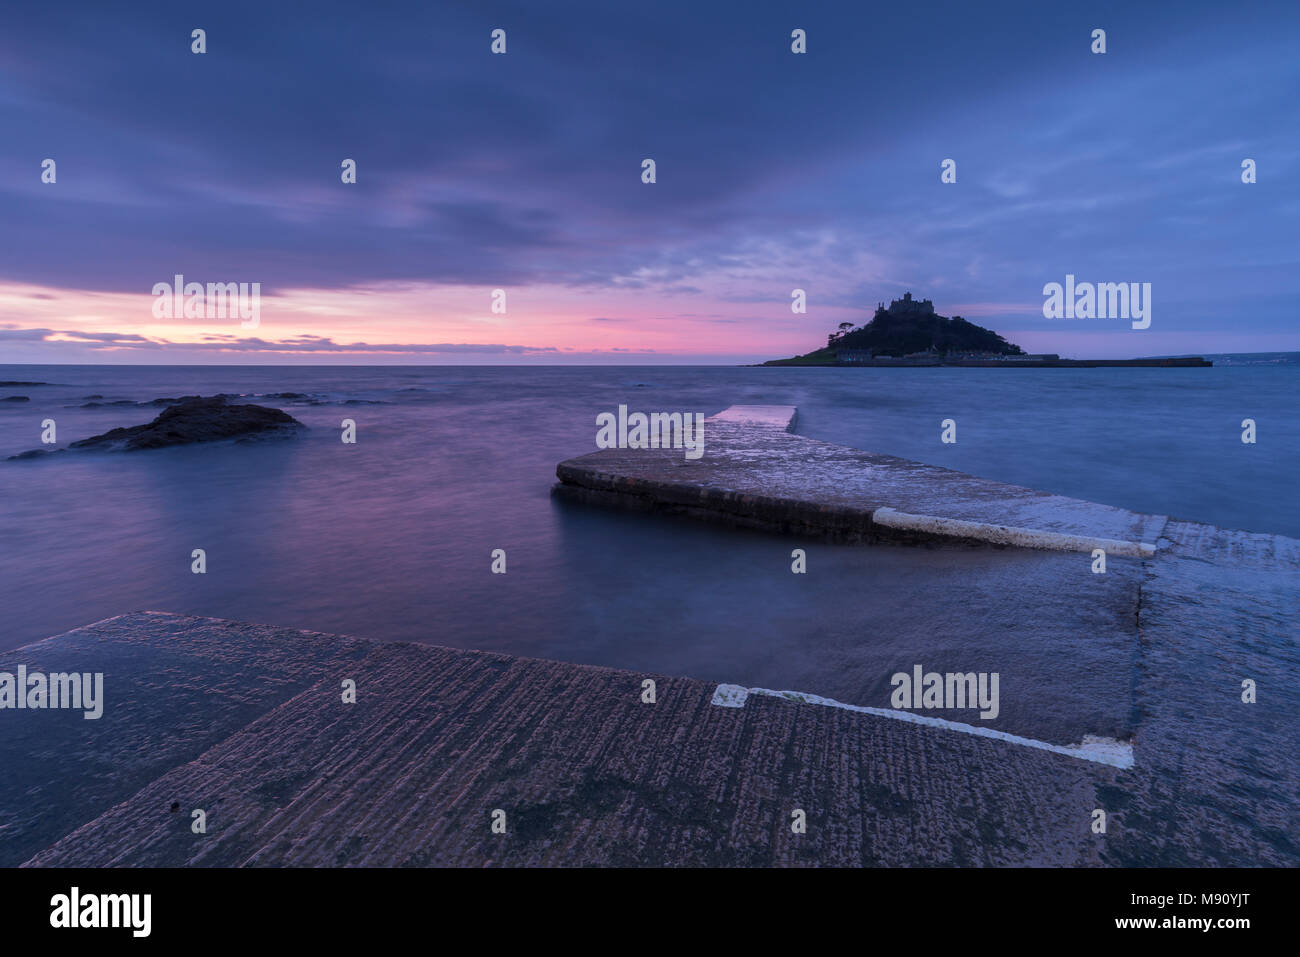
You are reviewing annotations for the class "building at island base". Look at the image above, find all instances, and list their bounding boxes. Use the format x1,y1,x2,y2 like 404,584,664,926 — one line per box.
833,350,1208,367
835,349,1060,365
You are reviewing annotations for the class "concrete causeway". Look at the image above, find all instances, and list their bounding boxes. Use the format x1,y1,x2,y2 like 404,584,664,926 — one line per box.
4,406,1297,867
554,405,1167,552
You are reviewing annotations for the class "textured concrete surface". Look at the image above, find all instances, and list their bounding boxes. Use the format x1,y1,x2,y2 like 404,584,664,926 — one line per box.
555,407,1167,549
1100,522,1300,865
0,614,372,867
23,613,1111,867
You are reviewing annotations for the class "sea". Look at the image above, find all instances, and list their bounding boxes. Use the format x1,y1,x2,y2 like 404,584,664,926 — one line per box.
1,362,1296,726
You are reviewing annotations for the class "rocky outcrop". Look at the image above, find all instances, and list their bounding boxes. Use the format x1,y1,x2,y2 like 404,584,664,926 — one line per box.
66,396,304,451
80,395,203,408
8,397,304,459
7,448,61,460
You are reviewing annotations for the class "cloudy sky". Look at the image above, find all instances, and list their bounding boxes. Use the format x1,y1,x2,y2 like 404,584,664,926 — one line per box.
1,0,1296,363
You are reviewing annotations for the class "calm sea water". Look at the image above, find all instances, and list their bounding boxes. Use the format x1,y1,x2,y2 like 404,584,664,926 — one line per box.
1,363,1295,724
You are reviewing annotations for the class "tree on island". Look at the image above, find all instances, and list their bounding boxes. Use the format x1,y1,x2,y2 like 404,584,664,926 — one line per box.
826,322,855,346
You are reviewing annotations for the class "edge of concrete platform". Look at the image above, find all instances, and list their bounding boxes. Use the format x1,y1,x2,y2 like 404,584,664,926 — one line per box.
15,612,1131,867
708,405,798,430
554,404,1164,554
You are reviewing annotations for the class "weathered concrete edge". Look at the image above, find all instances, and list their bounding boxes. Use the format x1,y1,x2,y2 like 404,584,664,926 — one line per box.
16,611,1128,868
554,462,1161,553
7,613,140,654
34,612,1130,766
707,405,798,430
553,465,881,541
711,684,1135,769
553,462,1153,551
873,507,1158,558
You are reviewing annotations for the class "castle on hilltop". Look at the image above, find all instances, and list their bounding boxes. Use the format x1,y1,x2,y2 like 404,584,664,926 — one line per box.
876,292,935,316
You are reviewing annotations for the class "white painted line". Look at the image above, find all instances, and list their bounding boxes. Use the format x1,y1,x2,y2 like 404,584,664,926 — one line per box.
872,506,1156,558
711,684,1135,769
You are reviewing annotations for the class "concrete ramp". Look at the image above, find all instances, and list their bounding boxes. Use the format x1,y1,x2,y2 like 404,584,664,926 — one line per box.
555,404,1165,552
15,613,1113,868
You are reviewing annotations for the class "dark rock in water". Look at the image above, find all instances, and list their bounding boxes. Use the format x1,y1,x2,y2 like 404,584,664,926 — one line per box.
2,396,30,402
67,397,305,452
143,395,201,407
264,392,309,399
7,447,64,460
14,398,301,456
0,381,47,386
79,396,198,409
83,394,104,400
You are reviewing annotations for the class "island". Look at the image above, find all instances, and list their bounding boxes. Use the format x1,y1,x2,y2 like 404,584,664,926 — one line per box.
763,293,1211,367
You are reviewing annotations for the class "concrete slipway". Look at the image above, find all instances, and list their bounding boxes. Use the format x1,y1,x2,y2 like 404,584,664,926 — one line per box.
555,406,1166,554
4,408,1297,866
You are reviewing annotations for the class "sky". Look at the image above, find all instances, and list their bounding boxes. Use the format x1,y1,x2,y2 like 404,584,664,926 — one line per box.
0,0,1297,364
